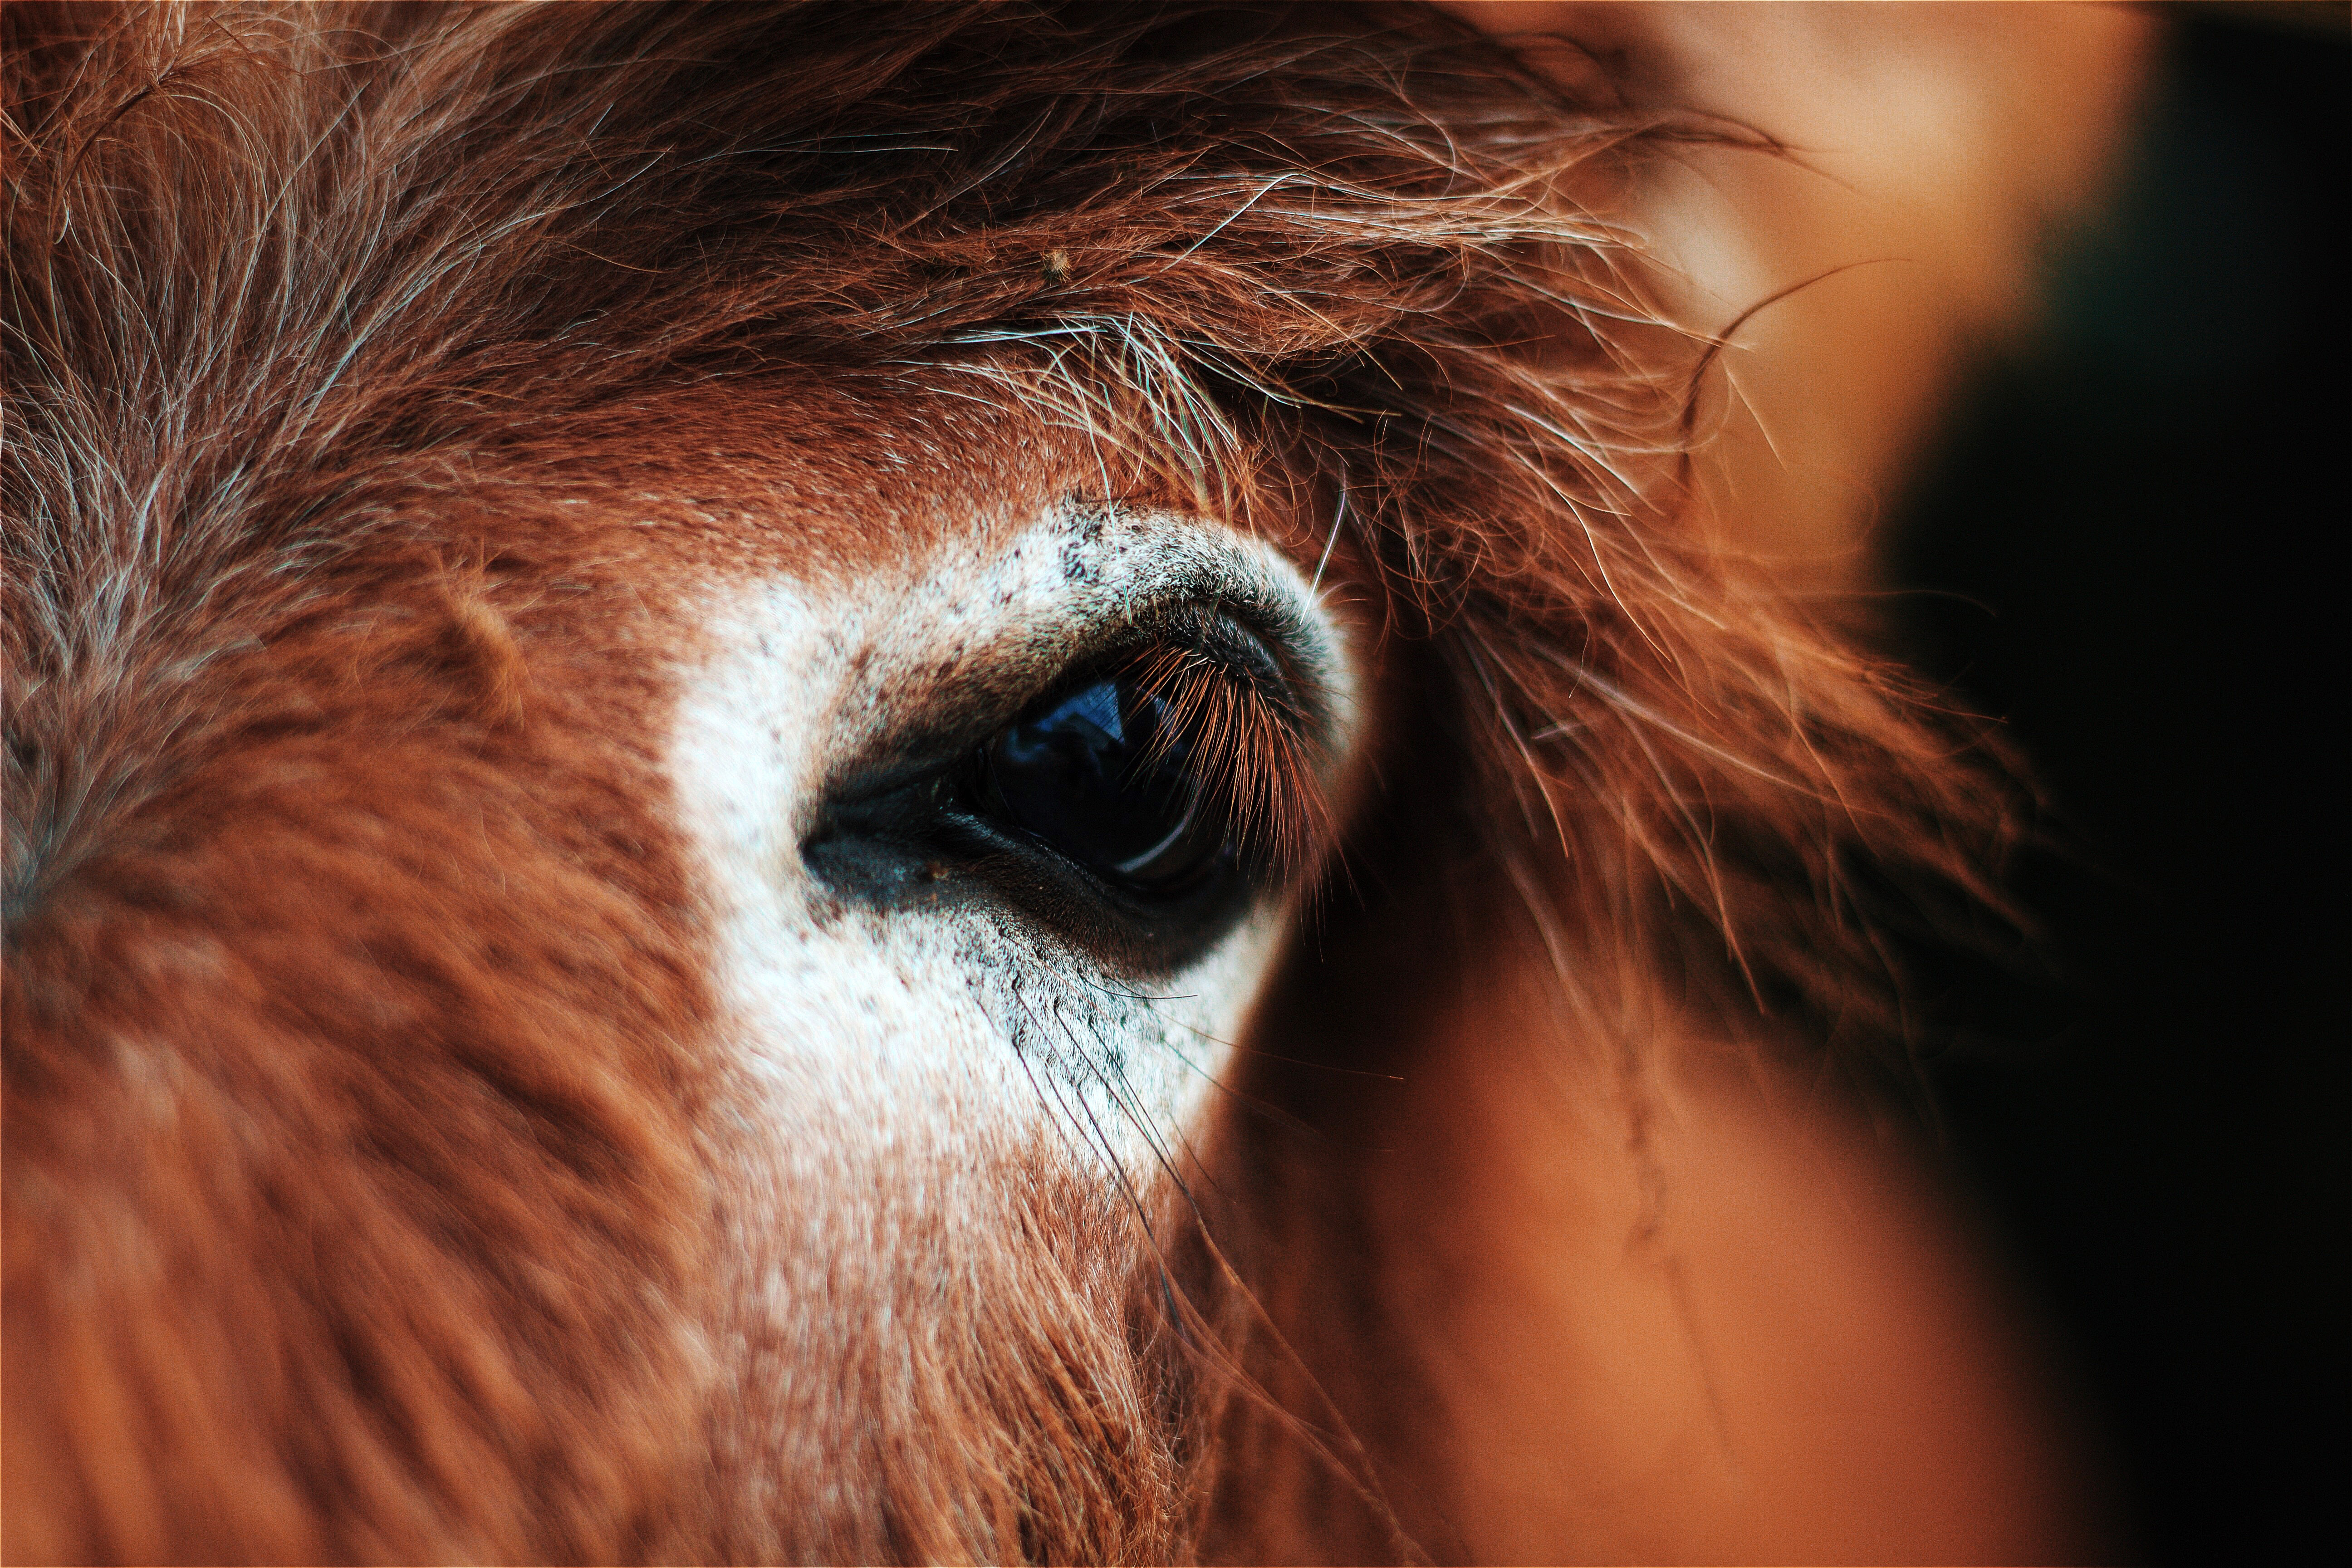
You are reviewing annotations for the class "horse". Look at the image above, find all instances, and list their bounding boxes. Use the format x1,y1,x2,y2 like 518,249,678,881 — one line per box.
3,3,2123,1560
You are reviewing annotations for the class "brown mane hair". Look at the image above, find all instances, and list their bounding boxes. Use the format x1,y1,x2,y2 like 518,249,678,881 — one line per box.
4,2,2014,1560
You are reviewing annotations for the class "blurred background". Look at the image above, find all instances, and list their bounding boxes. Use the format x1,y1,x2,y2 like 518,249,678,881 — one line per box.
1470,1,2349,1556
1888,8,2347,1562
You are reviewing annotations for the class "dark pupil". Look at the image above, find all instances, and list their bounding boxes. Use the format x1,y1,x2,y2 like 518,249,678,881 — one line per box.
983,675,1226,891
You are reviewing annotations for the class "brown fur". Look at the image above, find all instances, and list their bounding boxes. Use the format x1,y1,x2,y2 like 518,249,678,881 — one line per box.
3,3,2019,1561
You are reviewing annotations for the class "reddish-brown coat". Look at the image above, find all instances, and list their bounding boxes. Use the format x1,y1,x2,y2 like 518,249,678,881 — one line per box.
5,4,2078,1560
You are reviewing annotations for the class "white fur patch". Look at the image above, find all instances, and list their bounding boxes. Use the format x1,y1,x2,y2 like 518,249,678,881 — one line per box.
667,500,1357,1241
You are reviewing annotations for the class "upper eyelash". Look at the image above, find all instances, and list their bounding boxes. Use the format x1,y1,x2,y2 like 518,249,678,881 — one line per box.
1119,632,1332,883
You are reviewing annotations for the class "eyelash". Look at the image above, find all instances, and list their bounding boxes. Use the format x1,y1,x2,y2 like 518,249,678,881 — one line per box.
1105,637,1327,885
952,620,1323,912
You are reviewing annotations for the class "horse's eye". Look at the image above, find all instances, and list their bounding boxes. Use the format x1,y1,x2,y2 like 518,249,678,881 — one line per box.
970,674,1229,895
807,616,1310,962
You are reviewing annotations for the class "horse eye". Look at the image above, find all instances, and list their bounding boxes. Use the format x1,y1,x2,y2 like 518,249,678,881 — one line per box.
970,672,1231,895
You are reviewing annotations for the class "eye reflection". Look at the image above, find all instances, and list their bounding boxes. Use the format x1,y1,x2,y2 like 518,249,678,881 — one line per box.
974,672,1230,894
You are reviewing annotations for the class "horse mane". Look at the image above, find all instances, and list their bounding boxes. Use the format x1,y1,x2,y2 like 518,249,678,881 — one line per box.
3,2,2019,1559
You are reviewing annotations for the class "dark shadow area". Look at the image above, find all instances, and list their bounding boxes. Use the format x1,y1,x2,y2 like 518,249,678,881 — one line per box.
1886,10,2348,1562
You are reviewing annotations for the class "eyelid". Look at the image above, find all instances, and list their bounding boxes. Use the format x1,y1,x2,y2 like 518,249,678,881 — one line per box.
823,593,1331,808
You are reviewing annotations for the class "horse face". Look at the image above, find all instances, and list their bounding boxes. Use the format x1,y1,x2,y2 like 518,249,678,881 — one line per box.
5,3,2117,1561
